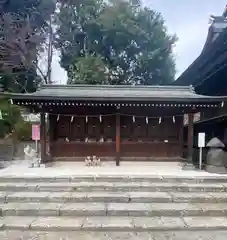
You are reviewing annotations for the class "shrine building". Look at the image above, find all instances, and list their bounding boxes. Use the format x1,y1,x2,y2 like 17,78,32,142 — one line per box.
11,84,225,165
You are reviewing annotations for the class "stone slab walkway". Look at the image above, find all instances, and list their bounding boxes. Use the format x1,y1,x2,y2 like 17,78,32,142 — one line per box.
1,161,227,179
0,216,227,231
0,230,227,239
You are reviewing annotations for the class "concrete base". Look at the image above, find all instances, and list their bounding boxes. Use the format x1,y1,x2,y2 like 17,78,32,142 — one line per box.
206,165,227,174
29,163,50,168
181,162,196,171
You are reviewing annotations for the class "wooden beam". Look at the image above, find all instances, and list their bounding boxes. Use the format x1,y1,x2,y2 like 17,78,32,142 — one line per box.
40,111,47,163
187,113,194,161
116,112,121,166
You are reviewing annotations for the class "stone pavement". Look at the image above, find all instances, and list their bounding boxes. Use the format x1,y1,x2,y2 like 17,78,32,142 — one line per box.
1,161,227,179
0,230,226,239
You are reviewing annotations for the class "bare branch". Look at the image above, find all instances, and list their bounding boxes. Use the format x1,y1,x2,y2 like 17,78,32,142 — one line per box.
14,79,28,93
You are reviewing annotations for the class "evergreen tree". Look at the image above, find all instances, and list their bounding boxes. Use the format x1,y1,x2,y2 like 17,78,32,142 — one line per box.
55,0,177,85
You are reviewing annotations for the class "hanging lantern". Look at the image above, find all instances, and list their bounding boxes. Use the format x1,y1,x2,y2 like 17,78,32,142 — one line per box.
9,99,13,104
221,101,225,107
159,117,162,124
86,116,88,123
0,110,2,120
133,116,135,123
99,115,102,123
57,114,60,122
146,117,148,124
71,116,74,123
172,116,175,123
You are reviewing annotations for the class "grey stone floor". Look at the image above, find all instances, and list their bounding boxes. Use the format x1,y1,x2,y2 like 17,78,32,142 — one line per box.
0,231,226,240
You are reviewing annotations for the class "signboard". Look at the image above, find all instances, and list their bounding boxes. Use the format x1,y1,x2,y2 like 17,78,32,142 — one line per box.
32,124,40,141
198,132,205,148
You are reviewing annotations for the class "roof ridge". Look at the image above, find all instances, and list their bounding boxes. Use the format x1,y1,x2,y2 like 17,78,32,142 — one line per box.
40,84,195,92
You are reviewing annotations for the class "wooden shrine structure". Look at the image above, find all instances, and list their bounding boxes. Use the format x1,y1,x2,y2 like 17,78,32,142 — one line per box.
11,85,225,165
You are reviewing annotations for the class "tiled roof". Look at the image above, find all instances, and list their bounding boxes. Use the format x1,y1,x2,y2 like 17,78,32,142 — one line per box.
10,84,224,103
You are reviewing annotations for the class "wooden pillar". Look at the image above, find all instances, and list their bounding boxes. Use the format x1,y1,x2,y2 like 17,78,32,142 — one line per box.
116,112,120,166
179,116,184,157
47,113,52,161
40,111,47,163
187,113,194,162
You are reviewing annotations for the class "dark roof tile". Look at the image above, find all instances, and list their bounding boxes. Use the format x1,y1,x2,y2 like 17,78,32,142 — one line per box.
11,84,224,103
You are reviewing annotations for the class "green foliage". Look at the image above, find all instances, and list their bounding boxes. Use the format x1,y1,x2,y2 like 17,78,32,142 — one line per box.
0,68,42,93
2,0,55,31
55,0,177,85
13,121,32,142
0,97,31,142
69,55,109,84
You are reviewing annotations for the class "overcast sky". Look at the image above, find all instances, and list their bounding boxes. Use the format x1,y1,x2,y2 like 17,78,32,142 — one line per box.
51,1,227,84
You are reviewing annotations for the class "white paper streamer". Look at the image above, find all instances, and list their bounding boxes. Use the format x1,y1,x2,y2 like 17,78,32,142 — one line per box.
133,116,135,122
146,117,148,124
173,116,175,123
99,115,102,122
159,117,162,124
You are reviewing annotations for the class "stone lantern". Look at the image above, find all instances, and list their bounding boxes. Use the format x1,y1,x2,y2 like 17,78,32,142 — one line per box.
206,137,226,173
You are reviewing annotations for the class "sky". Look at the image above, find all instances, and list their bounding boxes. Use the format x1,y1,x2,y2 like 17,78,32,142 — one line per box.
51,0,227,84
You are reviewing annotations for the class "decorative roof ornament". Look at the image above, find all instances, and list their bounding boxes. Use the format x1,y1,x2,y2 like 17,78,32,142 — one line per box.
223,4,227,18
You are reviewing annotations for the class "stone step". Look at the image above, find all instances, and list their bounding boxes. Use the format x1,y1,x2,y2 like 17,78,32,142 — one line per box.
0,181,226,192
1,202,227,217
2,230,227,240
0,175,227,183
2,191,227,203
1,216,227,232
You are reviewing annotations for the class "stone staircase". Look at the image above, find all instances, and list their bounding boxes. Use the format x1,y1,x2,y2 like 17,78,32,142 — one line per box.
0,175,227,239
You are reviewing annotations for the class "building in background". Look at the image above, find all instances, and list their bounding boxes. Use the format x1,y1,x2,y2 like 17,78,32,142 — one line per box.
174,5,227,150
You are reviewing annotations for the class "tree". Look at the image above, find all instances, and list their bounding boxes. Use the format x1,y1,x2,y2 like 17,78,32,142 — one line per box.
0,0,56,93
69,55,109,84
0,96,32,156
0,1,56,155
55,0,177,85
